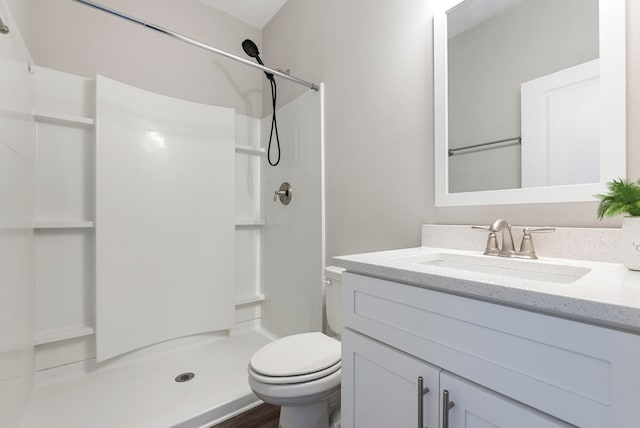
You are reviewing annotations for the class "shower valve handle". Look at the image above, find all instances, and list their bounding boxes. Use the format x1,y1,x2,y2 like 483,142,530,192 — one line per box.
273,182,293,205
273,190,288,201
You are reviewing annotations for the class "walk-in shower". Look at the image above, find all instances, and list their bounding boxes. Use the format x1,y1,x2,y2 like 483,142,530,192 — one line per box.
1,1,325,427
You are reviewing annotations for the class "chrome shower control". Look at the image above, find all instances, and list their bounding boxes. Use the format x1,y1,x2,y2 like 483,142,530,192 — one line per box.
273,182,292,205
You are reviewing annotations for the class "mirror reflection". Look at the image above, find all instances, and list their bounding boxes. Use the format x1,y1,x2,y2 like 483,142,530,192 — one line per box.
446,0,599,193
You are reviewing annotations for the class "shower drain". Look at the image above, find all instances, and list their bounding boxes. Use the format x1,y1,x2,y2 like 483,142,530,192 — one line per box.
174,372,195,383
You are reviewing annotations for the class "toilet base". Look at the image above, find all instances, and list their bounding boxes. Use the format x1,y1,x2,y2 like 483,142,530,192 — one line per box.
279,400,330,428
275,390,340,428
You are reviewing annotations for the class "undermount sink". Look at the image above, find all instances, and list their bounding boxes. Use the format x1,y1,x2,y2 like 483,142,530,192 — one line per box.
420,253,591,284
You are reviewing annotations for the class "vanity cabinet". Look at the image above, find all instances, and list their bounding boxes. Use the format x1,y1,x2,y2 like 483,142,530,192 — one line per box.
342,329,441,428
343,329,569,428
341,272,640,428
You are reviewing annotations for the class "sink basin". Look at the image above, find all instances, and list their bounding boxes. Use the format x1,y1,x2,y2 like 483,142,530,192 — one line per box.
420,253,591,284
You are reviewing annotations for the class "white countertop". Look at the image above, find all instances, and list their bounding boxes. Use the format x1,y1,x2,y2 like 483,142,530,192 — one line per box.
333,247,640,334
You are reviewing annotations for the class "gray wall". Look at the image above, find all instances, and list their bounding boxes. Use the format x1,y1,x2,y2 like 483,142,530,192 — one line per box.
265,0,640,260
263,0,434,258
27,0,264,117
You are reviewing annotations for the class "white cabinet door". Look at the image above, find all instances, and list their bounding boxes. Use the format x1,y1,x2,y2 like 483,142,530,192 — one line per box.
342,329,441,428
440,372,572,428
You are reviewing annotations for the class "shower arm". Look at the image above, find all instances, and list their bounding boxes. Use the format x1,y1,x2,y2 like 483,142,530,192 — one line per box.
72,0,319,91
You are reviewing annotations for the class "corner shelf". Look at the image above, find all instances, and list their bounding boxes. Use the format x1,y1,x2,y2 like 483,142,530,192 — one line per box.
235,220,265,228
34,325,95,346
33,220,95,229
34,111,95,128
235,144,266,156
235,293,265,306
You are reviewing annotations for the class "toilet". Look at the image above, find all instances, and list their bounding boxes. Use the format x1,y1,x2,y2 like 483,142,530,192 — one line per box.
248,266,345,428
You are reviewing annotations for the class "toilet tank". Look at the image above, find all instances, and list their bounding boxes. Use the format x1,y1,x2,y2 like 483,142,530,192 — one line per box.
324,266,345,335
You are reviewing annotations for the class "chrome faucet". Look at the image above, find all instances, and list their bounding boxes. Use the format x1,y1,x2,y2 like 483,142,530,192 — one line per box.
473,220,555,259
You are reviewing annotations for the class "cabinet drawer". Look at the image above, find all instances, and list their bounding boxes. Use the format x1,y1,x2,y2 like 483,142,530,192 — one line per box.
343,273,640,428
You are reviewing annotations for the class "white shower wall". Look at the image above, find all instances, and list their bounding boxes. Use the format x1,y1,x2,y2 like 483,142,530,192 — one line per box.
0,2,36,425
263,87,325,337
94,76,236,362
32,67,267,371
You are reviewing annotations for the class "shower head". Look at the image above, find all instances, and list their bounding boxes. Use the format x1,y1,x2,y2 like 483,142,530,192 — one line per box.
242,39,274,82
242,39,261,59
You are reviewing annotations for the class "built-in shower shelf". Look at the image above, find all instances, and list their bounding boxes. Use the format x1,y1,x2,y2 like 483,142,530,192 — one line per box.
34,111,95,127
235,144,266,156
235,293,265,306
235,220,265,228
33,220,95,229
34,325,95,346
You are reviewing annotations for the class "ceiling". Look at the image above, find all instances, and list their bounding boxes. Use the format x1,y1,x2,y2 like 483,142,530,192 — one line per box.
198,0,289,29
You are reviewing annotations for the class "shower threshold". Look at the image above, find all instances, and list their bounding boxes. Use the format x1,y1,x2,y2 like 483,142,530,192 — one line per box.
22,327,275,428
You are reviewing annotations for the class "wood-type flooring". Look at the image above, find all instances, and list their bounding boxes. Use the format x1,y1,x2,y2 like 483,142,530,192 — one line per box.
213,403,280,428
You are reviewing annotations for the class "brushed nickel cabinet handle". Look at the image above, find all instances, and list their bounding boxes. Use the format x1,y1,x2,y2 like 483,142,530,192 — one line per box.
442,389,455,428
417,376,430,428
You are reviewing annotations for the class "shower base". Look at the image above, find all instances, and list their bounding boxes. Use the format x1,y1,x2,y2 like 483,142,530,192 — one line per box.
22,327,274,428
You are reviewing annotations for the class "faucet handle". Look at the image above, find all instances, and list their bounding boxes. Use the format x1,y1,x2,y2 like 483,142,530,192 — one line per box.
471,225,500,255
522,227,555,234
519,227,555,259
471,225,490,231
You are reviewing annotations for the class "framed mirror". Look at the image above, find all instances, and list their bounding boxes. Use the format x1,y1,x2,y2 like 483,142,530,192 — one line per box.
434,0,626,206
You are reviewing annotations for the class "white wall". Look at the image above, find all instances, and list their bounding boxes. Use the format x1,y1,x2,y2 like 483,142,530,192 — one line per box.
265,0,640,261
31,68,267,370
0,1,35,426
27,0,264,117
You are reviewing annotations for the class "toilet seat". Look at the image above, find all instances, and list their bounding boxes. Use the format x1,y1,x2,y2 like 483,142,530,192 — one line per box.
249,332,341,384
249,360,341,384
249,365,341,403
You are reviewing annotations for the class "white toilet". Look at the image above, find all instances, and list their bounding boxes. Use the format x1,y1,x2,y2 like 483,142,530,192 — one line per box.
248,266,345,428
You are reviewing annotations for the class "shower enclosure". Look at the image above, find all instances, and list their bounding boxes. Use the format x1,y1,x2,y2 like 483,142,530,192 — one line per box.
0,1,325,426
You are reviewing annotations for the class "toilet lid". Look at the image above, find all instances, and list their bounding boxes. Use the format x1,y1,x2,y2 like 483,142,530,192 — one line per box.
250,332,341,377
249,360,341,385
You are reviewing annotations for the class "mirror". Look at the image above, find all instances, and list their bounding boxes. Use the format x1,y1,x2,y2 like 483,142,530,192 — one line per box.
434,0,626,207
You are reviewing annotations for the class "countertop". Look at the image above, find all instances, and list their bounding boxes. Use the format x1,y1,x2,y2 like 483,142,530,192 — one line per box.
333,247,640,334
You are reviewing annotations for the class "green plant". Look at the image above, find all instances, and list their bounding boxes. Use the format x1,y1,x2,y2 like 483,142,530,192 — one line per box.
596,178,640,219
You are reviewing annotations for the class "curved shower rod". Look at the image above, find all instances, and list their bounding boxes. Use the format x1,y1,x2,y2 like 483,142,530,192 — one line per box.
72,0,319,91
